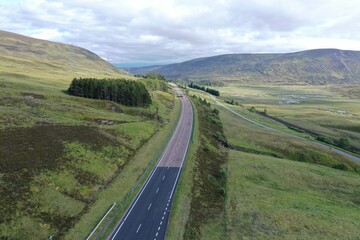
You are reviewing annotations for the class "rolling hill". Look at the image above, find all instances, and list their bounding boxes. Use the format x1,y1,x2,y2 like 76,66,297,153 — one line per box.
0,30,129,83
0,30,176,239
130,49,360,84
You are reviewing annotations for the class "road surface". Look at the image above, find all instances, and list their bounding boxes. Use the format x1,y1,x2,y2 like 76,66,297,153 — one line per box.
210,95,360,163
108,85,193,240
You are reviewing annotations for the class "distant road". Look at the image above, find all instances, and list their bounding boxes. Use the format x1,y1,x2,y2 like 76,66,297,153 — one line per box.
108,85,193,240
210,95,360,163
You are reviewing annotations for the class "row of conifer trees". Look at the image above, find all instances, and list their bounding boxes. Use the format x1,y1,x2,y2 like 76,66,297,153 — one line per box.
68,78,152,107
188,82,220,96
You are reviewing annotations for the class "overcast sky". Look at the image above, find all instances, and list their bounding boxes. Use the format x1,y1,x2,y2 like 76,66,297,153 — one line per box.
1,0,360,66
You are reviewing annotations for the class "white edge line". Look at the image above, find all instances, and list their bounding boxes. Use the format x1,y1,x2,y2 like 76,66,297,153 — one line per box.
169,96,193,200
110,87,186,240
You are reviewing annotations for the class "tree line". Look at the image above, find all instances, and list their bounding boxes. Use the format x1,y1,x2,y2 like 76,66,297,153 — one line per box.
196,80,225,87
134,73,166,81
188,82,220,96
68,78,152,107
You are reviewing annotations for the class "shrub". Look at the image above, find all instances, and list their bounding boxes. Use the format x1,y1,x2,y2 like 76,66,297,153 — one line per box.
338,137,350,149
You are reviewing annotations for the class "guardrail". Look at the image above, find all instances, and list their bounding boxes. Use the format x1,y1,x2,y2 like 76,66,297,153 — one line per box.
86,202,116,240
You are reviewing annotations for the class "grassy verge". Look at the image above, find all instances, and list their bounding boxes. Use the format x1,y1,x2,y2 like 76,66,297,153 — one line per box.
226,151,360,239
171,96,228,239
64,91,181,239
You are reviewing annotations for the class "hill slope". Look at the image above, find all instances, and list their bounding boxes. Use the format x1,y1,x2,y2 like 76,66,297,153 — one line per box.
0,30,128,83
130,49,360,84
0,30,178,239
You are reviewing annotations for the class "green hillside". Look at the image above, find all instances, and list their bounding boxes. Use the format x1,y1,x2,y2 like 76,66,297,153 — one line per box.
130,49,360,84
167,90,360,240
0,30,178,239
0,30,129,84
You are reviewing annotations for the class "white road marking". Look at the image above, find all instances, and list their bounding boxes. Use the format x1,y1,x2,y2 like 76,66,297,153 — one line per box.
158,227,160,231
148,203,152,210
156,187,159,193
110,87,194,239
160,221,163,225
156,232,159,237
136,224,142,233
162,175,165,180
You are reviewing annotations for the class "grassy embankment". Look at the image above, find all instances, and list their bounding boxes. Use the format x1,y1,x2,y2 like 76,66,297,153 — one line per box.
215,83,360,154
167,95,228,239
167,88,360,239
66,91,181,240
226,151,360,239
0,41,179,239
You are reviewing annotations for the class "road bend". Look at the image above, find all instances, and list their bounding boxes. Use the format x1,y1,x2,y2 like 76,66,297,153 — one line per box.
108,85,193,240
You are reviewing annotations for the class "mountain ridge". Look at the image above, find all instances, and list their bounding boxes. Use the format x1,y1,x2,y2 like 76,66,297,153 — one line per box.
129,49,360,84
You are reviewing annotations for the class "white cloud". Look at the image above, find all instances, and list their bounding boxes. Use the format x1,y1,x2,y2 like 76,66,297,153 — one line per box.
1,0,360,65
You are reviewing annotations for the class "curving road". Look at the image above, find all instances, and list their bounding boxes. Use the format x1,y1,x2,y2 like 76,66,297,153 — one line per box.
108,85,193,240
210,95,360,162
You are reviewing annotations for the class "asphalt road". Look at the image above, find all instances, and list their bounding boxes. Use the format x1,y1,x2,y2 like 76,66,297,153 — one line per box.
210,95,360,163
108,85,193,240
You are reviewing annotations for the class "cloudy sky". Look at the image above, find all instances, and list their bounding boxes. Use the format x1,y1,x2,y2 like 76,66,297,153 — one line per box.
1,0,360,66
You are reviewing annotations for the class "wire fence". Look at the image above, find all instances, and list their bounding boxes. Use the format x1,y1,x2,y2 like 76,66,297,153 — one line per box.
91,99,183,240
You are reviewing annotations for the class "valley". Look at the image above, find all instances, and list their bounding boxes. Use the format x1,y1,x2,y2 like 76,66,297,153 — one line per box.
0,28,359,240
214,83,360,155
166,86,360,239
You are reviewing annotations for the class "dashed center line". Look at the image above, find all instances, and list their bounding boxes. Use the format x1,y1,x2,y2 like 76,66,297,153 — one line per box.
162,175,165,180
148,203,152,210
156,187,159,193
136,224,142,233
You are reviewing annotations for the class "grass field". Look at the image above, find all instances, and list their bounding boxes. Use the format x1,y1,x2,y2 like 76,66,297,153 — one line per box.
0,66,176,238
65,94,181,240
167,88,360,239
214,84,360,153
226,151,360,239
